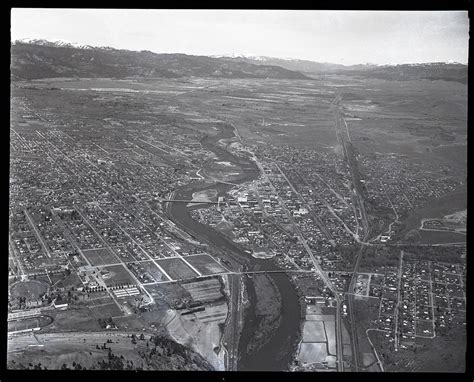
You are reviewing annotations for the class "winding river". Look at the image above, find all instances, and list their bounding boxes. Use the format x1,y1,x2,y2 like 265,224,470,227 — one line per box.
165,123,301,370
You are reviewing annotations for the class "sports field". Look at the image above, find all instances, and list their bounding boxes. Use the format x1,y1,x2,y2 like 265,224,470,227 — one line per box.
10,280,49,299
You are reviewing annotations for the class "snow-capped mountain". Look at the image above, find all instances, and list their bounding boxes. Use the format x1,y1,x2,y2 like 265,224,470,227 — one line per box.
11,39,311,81
211,53,269,61
212,54,467,83
14,38,115,51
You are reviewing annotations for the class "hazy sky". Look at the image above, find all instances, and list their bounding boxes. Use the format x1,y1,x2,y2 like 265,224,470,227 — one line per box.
11,9,469,65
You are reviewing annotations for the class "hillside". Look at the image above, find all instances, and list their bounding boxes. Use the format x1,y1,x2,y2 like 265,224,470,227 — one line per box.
10,40,311,81
339,63,468,84
7,332,215,371
215,55,349,73
218,55,468,84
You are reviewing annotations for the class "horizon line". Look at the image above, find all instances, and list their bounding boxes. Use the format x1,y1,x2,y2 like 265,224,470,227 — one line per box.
12,38,469,67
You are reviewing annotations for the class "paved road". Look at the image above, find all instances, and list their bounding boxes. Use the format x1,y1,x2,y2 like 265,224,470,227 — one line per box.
23,209,51,258
265,160,344,371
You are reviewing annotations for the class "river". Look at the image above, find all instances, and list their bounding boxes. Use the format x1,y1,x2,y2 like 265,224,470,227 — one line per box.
165,123,301,370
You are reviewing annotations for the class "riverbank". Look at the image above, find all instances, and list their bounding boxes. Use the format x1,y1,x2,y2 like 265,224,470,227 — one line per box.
165,122,302,370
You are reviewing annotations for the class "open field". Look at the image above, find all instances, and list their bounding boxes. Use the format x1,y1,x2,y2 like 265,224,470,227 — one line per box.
7,330,211,370
102,265,136,287
302,321,326,342
40,307,103,333
362,352,376,368
145,283,191,307
10,280,49,299
89,303,123,318
140,261,168,282
324,321,337,356
181,277,224,303
156,258,199,280
55,271,83,289
339,79,466,158
297,302,337,368
417,230,465,244
164,303,227,370
298,342,328,363
82,248,117,266
8,315,53,332
185,254,228,275
400,189,467,236
10,64,467,372
431,144,467,171
194,304,228,324
87,296,114,306
370,325,465,372
187,189,218,207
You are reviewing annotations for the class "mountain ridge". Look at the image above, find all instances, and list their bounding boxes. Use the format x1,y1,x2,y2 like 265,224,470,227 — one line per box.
215,54,468,84
11,40,467,84
10,40,311,81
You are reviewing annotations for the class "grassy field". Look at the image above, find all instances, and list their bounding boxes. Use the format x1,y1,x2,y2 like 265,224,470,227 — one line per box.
298,342,329,363
7,331,149,370
302,321,326,342
156,258,199,280
323,321,336,356
55,271,83,289
82,248,118,266
40,307,103,333
370,325,465,372
10,280,49,299
102,265,135,287
8,315,53,332
89,303,123,319
164,303,227,370
401,189,467,236
140,261,167,282
417,230,465,244
185,254,228,275
181,278,223,303
10,73,466,371
144,283,191,307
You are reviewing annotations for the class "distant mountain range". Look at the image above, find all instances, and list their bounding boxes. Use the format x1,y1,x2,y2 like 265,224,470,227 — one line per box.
215,54,468,84
11,40,467,84
11,39,310,81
